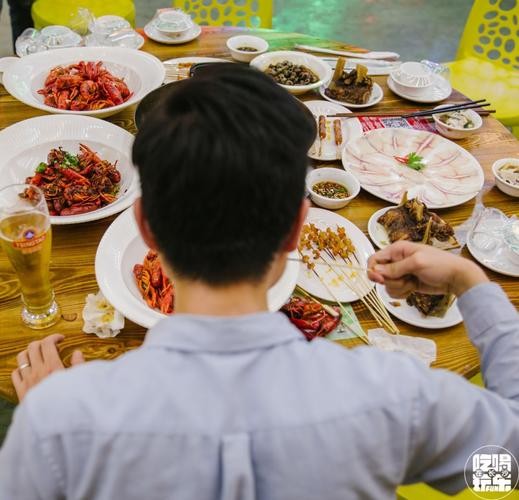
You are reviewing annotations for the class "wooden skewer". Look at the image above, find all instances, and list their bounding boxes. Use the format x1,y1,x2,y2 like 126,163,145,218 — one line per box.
289,257,370,272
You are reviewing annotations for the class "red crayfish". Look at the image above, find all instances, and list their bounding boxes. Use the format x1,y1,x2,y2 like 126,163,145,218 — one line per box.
38,61,132,111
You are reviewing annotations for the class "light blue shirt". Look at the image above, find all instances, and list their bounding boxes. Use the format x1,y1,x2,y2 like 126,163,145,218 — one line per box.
1,283,518,499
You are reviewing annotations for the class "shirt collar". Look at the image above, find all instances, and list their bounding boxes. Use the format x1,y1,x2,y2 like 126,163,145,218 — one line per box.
143,311,305,353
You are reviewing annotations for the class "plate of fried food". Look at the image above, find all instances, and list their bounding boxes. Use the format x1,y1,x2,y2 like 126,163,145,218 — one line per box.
0,114,138,224
95,208,300,328
0,47,164,118
367,193,460,249
376,283,462,329
342,128,484,209
297,207,376,303
303,100,363,161
162,56,229,84
319,58,384,109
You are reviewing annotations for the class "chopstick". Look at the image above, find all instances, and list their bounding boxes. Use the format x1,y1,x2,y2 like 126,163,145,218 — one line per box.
402,100,490,118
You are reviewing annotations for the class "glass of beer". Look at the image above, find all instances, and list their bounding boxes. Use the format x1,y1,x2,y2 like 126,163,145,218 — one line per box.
0,184,59,329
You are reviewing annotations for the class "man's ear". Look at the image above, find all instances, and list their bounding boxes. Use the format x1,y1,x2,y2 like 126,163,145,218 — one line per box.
133,198,158,251
282,198,309,252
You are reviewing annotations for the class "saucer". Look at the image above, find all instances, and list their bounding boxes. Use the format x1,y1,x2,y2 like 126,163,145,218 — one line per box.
387,73,451,103
144,22,201,45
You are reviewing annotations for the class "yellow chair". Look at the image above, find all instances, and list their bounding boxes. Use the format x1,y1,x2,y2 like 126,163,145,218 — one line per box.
445,0,519,136
172,0,273,28
32,0,135,31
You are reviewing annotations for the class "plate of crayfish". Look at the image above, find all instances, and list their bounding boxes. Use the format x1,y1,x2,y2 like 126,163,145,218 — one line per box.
95,208,300,328
0,114,139,224
0,46,165,118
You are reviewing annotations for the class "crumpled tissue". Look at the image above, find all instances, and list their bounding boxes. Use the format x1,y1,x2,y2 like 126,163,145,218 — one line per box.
367,328,437,366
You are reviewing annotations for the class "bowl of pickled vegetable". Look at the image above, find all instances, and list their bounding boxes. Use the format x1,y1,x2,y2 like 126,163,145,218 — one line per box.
432,105,482,140
306,167,360,210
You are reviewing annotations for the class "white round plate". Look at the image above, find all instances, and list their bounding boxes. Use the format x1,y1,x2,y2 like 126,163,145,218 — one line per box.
144,22,202,45
303,100,363,161
468,238,519,277
0,115,138,225
297,207,375,303
2,47,164,118
318,82,384,109
342,128,484,209
96,208,300,328
387,74,452,104
376,284,462,329
367,206,395,249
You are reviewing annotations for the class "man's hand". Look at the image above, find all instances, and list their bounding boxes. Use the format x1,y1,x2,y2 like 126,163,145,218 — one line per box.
12,334,85,402
368,241,489,298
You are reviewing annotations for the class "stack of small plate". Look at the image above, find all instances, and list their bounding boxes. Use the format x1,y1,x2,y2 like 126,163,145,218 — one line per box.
387,61,451,103
144,9,201,45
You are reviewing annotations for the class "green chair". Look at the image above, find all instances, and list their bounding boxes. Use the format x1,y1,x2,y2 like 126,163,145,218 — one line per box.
172,0,273,28
444,0,519,137
32,0,135,31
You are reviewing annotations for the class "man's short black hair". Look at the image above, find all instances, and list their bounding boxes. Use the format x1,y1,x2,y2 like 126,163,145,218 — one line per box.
132,63,316,285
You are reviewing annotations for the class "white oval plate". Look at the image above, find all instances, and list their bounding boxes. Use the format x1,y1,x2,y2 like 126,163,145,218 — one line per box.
342,128,484,209
303,100,363,161
96,208,300,328
144,22,202,45
297,207,375,303
0,115,138,225
387,73,452,104
2,47,165,118
319,82,384,109
367,206,395,249
376,283,462,329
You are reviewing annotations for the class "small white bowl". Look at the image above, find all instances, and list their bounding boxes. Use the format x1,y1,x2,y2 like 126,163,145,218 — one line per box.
226,35,268,63
154,11,193,38
390,62,433,98
492,157,519,198
432,105,482,140
306,167,360,210
250,50,332,95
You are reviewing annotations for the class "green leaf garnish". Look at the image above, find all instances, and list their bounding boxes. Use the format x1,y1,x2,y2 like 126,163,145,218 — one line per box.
35,162,47,173
405,152,426,171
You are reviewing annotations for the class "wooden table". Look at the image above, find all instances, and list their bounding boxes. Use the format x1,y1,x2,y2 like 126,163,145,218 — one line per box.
0,27,518,403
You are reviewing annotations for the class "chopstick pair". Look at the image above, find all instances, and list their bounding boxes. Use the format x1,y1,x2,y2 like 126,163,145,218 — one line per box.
401,99,491,118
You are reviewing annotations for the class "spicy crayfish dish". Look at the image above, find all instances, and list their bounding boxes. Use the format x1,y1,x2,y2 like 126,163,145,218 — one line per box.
37,60,132,111
24,144,121,216
134,250,174,314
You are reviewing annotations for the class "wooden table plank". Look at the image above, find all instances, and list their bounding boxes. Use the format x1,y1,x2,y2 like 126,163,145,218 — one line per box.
0,27,518,403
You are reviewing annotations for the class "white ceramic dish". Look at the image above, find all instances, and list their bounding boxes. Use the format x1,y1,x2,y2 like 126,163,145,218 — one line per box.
306,167,361,210
432,105,482,140
492,158,519,198
467,209,519,277
297,207,375,303
1,47,164,118
390,62,433,94
96,208,300,328
342,128,484,209
144,22,201,45
226,35,268,63
387,73,451,103
319,82,384,109
367,207,394,249
0,115,138,225
376,284,462,330
153,10,193,37
303,100,363,161
249,50,332,95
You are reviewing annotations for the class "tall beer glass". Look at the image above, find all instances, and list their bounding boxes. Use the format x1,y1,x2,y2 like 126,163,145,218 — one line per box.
0,184,59,329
